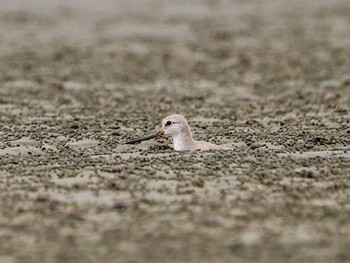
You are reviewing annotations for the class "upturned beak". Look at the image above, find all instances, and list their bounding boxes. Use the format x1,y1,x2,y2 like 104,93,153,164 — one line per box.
125,130,164,144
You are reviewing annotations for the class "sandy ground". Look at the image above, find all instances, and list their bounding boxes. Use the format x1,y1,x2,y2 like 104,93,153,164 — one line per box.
0,0,350,262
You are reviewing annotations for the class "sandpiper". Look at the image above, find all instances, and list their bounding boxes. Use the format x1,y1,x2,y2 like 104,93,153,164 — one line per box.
126,114,230,151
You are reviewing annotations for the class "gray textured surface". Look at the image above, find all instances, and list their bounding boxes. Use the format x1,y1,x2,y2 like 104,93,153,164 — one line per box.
0,0,350,262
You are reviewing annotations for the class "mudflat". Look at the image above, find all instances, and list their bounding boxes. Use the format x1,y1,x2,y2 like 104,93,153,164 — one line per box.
0,0,349,262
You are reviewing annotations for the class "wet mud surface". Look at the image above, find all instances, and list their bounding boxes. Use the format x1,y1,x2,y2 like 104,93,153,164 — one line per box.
0,0,350,262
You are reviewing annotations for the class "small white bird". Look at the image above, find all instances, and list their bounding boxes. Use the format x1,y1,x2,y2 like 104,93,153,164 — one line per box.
126,114,230,151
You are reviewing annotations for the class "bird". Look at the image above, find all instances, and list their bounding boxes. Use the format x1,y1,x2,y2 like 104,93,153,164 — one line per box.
125,114,231,151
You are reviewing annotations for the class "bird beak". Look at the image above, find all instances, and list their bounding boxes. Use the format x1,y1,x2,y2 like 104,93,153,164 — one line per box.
156,130,165,137
125,130,164,144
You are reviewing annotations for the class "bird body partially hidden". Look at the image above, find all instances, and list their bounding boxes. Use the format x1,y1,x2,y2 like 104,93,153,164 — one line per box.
125,114,230,151
165,115,220,151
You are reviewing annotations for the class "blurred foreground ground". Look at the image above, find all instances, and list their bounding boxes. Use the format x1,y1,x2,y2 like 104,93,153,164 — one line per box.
0,0,350,262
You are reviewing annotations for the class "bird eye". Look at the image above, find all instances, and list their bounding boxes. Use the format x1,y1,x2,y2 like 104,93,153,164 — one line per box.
165,120,172,126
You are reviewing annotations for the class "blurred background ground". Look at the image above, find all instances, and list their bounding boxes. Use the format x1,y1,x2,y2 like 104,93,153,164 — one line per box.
0,0,350,262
